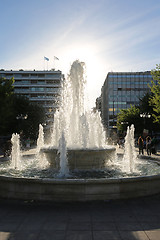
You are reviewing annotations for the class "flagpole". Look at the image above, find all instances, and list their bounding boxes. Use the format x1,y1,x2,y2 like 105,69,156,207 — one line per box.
53,59,55,70
54,56,59,70
44,56,49,71
44,57,45,71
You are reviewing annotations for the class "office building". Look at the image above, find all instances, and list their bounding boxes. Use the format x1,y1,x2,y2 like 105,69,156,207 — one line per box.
99,71,154,130
0,69,64,127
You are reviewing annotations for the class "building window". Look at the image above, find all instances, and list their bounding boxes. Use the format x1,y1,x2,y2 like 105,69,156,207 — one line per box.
31,80,37,84
22,74,29,77
109,108,116,112
31,74,38,77
38,74,45,77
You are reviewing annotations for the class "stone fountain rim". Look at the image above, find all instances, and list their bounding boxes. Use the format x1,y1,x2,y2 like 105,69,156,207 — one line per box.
41,146,116,152
1,173,160,183
0,173,160,201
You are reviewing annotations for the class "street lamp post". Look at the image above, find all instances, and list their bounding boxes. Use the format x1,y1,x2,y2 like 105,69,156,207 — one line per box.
16,114,28,120
16,114,28,134
140,113,151,135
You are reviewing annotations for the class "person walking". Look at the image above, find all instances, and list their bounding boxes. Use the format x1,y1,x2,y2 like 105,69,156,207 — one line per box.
146,136,152,155
138,136,144,155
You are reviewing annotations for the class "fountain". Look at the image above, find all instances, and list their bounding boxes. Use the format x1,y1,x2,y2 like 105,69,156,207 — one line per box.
42,60,115,172
36,124,44,153
122,124,137,173
0,60,160,202
10,133,22,170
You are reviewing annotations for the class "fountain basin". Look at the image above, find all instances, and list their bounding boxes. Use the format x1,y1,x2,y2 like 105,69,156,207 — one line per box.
41,147,116,170
0,174,160,202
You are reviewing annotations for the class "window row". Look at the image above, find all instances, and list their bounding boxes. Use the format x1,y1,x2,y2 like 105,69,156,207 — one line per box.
30,87,59,92
0,73,61,78
108,81,152,85
14,80,60,84
108,74,152,78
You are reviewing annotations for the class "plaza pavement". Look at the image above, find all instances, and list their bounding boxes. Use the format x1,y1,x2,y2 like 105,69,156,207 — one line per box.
0,193,160,240
0,147,160,239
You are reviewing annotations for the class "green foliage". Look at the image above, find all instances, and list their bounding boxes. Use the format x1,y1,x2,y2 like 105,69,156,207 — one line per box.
10,95,45,140
150,64,160,124
139,92,159,133
117,92,159,135
0,78,15,134
0,77,14,97
0,78,45,140
139,92,153,113
117,105,142,134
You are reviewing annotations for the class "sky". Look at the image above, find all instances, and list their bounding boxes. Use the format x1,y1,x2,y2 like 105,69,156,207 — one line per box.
1,0,160,108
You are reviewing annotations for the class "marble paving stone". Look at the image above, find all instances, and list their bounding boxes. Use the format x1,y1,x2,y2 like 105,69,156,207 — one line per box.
42,221,67,231
135,215,159,223
93,230,121,240
2,216,25,224
116,222,143,231
38,230,65,240
8,231,39,240
67,222,91,231
0,231,11,240
119,231,149,240
0,193,159,240
66,231,92,240
114,214,137,222
91,213,115,222
68,212,91,222
18,221,43,231
92,222,117,231
140,222,160,231
145,230,160,240
46,214,68,222
0,222,20,232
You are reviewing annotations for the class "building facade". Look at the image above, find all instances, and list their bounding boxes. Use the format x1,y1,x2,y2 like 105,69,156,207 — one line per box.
100,71,154,130
0,69,64,127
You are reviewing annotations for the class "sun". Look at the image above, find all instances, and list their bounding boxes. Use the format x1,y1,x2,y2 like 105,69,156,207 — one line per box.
58,43,106,108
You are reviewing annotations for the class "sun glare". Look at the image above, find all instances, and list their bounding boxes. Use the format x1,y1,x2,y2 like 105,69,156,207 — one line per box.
57,44,106,108
60,44,101,81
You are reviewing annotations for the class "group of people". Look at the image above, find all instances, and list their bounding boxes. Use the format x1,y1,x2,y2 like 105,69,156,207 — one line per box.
138,135,157,155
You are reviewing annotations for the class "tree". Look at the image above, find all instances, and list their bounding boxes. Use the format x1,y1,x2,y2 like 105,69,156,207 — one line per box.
139,92,153,114
117,105,142,135
0,77,14,135
139,92,159,133
149,64,160,124
10,95,45,141
0,78,45,140
117,92,159,136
